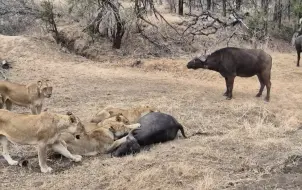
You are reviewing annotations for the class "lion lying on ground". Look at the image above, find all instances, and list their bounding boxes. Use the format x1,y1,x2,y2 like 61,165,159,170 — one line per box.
60,114,141,156
90,105,159,124
0,109,85,173
0,79,53,114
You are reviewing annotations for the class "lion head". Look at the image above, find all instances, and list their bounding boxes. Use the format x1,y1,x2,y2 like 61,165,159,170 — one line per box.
38,79,53,98
66,111,86,140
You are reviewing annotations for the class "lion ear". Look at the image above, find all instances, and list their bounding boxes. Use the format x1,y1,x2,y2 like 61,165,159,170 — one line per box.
45,79,50,86
37,80,42,88
67,111,76,123
109,111,114,115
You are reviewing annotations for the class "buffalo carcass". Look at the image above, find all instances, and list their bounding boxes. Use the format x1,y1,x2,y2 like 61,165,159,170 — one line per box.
110,112,187,157
187,47,272,101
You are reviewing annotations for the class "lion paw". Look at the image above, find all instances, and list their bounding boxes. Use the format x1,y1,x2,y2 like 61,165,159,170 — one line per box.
41,166,53,173
8,160,19,166
72,155,82,162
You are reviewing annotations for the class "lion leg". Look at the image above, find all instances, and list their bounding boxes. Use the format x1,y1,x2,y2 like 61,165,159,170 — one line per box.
30,105,38,115
37,143,52,173
0,95,3,109
126,123,141,130
36,105,42,114
0,135,18,165
106,136,127,153
5,99,12,111
51,141,82,162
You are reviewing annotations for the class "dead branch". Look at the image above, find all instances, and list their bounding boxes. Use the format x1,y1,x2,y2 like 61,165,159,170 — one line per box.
183,11,247,40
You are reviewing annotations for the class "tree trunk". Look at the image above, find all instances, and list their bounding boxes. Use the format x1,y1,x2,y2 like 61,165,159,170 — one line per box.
179,0,183,15
273,1,278,21
262,0,269,36
236,0,241,11
107,1,125,49
287,0,291,20
211,0,215,11
207,0,211,10
222,0,226,17
277,0,282,29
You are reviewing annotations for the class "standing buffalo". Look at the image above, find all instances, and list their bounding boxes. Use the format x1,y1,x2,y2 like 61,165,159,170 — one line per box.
187,47,272,101
294,35,302,67
109,112,187,157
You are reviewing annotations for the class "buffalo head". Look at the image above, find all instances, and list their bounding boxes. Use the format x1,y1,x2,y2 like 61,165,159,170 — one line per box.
112,133,140,157
187,56,207,70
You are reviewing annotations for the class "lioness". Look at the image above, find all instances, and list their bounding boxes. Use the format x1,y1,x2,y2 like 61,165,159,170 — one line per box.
0,110,85,173
61,123,115,156
60,118,141,156
97,113,138,136
0,79,53,114
90,105,158,124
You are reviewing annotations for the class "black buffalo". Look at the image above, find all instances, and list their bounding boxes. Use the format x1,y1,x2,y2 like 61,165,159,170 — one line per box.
295,35,302,67
187,47,272,101
111,112,187,157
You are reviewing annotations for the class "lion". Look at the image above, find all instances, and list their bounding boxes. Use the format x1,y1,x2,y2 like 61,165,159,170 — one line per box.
0,79,53,114
60,123,115,156
90,105,159,124
60,116,141,156
0,109,85,173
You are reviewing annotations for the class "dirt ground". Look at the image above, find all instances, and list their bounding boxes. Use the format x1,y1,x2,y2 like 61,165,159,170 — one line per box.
1,34,302,190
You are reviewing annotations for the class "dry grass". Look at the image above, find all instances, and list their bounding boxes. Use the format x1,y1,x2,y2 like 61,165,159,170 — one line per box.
1,34,302,190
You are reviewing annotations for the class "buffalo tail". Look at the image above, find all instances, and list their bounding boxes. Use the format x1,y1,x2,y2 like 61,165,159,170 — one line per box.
178,124,187,138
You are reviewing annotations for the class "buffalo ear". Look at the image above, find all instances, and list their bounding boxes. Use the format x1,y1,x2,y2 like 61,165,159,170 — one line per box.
199,56,207,62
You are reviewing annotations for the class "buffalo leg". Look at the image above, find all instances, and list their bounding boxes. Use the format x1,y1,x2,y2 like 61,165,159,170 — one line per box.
226,76,235,100
297,50,301,67
262,72,271,102
256,74,265,97
223,77,229,96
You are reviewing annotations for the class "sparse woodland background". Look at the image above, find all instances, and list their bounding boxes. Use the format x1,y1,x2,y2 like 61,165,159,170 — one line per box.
1,0,302,58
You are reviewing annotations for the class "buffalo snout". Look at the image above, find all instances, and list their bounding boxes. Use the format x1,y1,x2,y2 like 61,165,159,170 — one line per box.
112,137,141,157
187,61,197,69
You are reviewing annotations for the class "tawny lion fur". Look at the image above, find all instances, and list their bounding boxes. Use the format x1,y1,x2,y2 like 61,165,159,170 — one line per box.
90,105,159,124
0,109,85,173
61,115,141,156
0,79,53,114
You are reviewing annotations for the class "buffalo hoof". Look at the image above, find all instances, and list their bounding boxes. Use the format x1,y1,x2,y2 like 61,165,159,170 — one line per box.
297,65,300,67
226,97,232,100
265,97,270,102
223,92,228,96
256,93,262,97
